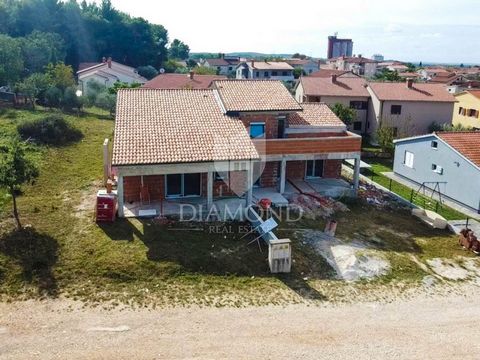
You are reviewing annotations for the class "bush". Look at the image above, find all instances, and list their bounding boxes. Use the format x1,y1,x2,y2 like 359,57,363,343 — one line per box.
17,114,82,146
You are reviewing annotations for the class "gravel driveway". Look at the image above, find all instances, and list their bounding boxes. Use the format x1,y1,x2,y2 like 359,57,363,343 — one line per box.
1,286,480,359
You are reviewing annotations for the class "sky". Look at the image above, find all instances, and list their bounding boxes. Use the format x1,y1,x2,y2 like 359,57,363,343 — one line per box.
100,0,480,64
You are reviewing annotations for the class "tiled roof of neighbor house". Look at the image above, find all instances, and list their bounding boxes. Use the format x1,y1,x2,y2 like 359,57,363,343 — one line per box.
429,72,461,84
368,82,455,102
214,80,302,112
247,61,294,70
286,59,316,66
466,90,480,99
289,103,346,128
112,89,259,166
436,131,480,167
142,73,226,89
78,62,100,71
333,56,377,64
77,61,148,82
300,76,369,97
205,58,239,66
309,69,355,78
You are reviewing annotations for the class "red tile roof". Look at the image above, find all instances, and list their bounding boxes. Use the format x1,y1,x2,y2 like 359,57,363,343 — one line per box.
214,80,302,112
142,73,226,90
436,131,480,167
300,76,369,97
368,82,455,102
289,103,346,128
309,69,356,78
112,89,259,166
466,90,480,99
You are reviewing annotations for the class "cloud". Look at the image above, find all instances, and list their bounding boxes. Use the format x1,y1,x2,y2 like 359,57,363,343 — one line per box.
384,24,403,34
419,32,441,38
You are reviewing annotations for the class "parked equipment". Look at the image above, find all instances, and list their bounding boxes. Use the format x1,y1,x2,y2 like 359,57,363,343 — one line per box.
96,190,117,223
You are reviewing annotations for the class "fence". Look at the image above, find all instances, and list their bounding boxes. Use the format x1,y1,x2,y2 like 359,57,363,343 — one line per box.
367,172,450,217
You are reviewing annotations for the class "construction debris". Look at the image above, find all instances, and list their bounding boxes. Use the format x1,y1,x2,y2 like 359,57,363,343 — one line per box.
459,228,480,254
358,183,408,210
286,193,349,219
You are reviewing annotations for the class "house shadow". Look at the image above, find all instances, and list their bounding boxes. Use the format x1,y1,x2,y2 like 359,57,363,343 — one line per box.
99,218,330,301
0,227,59,296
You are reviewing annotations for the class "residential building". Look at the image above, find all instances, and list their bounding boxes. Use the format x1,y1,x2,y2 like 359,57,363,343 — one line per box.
393,131,480,213
452,90,480,128
203,56,240,76
327,35,353,59
367,80,455,136
285,59,320,75
142,72,226,89
236,61,294,81
327,56,378,77
295,75,369,134
111,80,362,218
372,54,384,62
77,57,147,94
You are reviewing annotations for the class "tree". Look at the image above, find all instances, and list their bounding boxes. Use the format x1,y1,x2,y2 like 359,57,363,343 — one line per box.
168,39,190,60
330,103,356,125
62,86,84,112
20,30,66,75
95,91,116,116
45,62,75,90
15,73,50,109
193,65,217,75
293,67,304,79
0,137,39,229
44,86,62,108
136,65,158,80
375,123,396,153
292,53,307,59
0,33,23,85
374,68,401,82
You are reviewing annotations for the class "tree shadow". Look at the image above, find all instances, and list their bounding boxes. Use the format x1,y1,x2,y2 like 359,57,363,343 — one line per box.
0,227,58,296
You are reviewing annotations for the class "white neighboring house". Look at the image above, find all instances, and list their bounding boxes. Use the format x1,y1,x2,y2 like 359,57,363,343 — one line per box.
236,61,294,81
77,57,147,94
327,55,378,78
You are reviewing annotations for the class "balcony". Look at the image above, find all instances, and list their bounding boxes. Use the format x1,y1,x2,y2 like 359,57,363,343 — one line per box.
252,133,361,157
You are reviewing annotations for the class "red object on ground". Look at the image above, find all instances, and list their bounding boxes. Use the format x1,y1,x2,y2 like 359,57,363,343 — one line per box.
258,198,272,210
96,193,117,222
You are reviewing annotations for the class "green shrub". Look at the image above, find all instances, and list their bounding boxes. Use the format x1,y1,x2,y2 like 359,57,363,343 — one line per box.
17,114,82,146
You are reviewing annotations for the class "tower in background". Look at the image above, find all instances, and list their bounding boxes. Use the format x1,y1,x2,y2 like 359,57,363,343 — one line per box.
327,34,353,59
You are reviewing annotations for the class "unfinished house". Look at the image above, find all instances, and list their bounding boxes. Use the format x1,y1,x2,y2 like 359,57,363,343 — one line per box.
111,80,361,218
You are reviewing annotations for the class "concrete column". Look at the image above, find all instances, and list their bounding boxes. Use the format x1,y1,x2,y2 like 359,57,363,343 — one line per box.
207,170,213,209
279,158,287,194
117,175,124,217
353,157,360,196
246,166,253,206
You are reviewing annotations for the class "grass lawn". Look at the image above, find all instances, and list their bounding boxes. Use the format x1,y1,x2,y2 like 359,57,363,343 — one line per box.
362,158,466,220
0,108,475,307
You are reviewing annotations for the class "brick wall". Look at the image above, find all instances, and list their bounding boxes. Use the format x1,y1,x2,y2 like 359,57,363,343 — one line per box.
239,114,278,139
123,175,164,203
287,132,345,138
286,160,305,179
260,161,279,187
323,160,342,178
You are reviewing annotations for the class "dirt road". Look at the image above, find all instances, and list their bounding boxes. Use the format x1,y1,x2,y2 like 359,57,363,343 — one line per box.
1,287,480,359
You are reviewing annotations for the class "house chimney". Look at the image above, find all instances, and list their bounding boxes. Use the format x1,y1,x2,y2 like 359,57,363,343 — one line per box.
406,78,414,89
331,74,337,83
251,60,254,68
358,54,362,58
189,71,194,80
107,57,112,68
102,56,107,63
